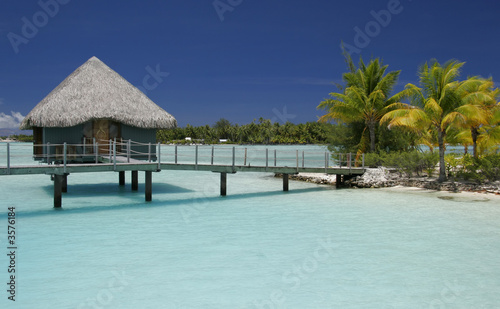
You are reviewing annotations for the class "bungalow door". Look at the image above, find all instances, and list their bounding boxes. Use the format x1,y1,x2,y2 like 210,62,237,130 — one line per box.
93,119,110,154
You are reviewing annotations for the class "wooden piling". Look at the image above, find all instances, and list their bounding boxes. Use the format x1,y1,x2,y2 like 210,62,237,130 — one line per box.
131,171,138,191
220,172,227,196
54,174,63,208
336,174,342,188
283,173,289,192
145,171,152,202
119,171,125,186
62,174,68,193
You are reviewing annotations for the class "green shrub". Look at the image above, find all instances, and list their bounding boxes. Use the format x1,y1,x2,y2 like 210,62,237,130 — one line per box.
364,152,385,167
445,154,500,182
362,150,438,177
480,154,500,180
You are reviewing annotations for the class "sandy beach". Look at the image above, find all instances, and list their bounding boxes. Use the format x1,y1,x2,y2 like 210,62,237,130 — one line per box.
281,168,500,196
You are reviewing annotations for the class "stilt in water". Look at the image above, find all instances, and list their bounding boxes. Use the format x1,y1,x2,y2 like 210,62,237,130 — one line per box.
145,171,152,202
62,174,68,193
283,174,289,192
131,171,138,191
336,174,342,188
220,172,227,196
119,171,125,186
54,174,63,208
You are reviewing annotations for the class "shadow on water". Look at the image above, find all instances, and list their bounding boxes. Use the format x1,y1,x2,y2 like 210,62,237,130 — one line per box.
437,195,490,203
40,182,194,197
14,186,330,219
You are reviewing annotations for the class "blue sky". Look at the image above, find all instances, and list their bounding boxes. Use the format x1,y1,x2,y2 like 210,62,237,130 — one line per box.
1,0,499,129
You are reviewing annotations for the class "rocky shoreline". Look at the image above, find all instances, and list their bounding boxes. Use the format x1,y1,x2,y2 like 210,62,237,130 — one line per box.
275,168,500,195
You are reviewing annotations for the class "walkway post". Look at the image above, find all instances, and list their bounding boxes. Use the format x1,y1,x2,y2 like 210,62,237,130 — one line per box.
302,151,305,168
244,148,247,166
362,153,365,168
349,153,352,173
6,143,10,175
325,152,328,174
148,142,151,162
232,147,235,169
195,145,198,170
265,149,269,172
47,142,51,164
296,150,299,173
127,140,131,163
175,145,178,164
211,146,214,165
113,140,117,171
145,171,152,202
63,142,67,174
274,149,277,167
220,172,227,196
95,142,99,163
109,139,112,161
157,143,161,170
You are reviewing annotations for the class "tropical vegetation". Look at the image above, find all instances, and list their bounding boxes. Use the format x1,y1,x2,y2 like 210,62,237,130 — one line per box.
156,118,334,145
317,54,402,153
318,56,499,182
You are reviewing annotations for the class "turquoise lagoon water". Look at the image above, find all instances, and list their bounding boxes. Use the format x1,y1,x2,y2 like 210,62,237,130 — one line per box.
0,144,499,308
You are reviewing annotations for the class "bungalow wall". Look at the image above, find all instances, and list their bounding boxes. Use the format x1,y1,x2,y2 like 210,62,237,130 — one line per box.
121,125,157,161
34,125,84,163
34,123,157,163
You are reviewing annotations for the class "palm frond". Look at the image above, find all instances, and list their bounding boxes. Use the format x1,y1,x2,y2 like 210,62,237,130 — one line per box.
442,111,467,129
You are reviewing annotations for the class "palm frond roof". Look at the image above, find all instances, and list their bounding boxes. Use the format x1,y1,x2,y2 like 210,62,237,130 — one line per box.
20,56,177,130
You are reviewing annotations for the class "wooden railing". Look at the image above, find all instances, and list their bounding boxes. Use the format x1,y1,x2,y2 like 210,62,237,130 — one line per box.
1,140,365,175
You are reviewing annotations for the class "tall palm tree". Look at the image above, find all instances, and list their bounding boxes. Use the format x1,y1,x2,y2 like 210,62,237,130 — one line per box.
317,55,401,152
454,77,499,157
476,103,500,154
381,59,469,182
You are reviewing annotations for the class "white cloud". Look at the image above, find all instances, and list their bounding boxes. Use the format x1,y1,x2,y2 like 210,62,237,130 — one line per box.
0,111,25,129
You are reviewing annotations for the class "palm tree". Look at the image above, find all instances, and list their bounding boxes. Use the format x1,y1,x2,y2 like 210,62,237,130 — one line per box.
381,59,469,182
454,77,499,157
476,103,500,154
317,54,401,152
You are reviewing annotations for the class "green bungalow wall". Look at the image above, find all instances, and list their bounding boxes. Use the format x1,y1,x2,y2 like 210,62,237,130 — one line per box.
121,124,157,161
35,122,157,163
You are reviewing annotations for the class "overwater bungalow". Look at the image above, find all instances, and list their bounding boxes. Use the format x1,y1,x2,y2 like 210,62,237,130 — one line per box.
20,56,177,163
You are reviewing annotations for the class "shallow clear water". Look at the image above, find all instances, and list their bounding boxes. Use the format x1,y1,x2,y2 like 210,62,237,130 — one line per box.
0,144,499,308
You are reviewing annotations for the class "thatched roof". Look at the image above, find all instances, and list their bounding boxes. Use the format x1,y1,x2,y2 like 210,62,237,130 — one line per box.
20,56,177,130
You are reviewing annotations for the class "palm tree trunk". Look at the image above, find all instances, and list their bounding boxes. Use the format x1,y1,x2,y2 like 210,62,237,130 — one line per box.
437,129,447,182
471,127,479,158
368,121,376,153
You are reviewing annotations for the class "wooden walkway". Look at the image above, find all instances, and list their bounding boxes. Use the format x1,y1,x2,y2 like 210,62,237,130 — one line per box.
0,141,365,207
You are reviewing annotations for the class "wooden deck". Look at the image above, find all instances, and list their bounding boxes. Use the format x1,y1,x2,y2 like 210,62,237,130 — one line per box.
0,142,365,207
0,161,365,176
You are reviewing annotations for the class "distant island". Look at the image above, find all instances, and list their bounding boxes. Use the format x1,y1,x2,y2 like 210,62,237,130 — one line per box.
156,118,334,145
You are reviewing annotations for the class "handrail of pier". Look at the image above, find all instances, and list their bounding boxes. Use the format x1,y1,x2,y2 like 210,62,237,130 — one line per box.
1,140,365,173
